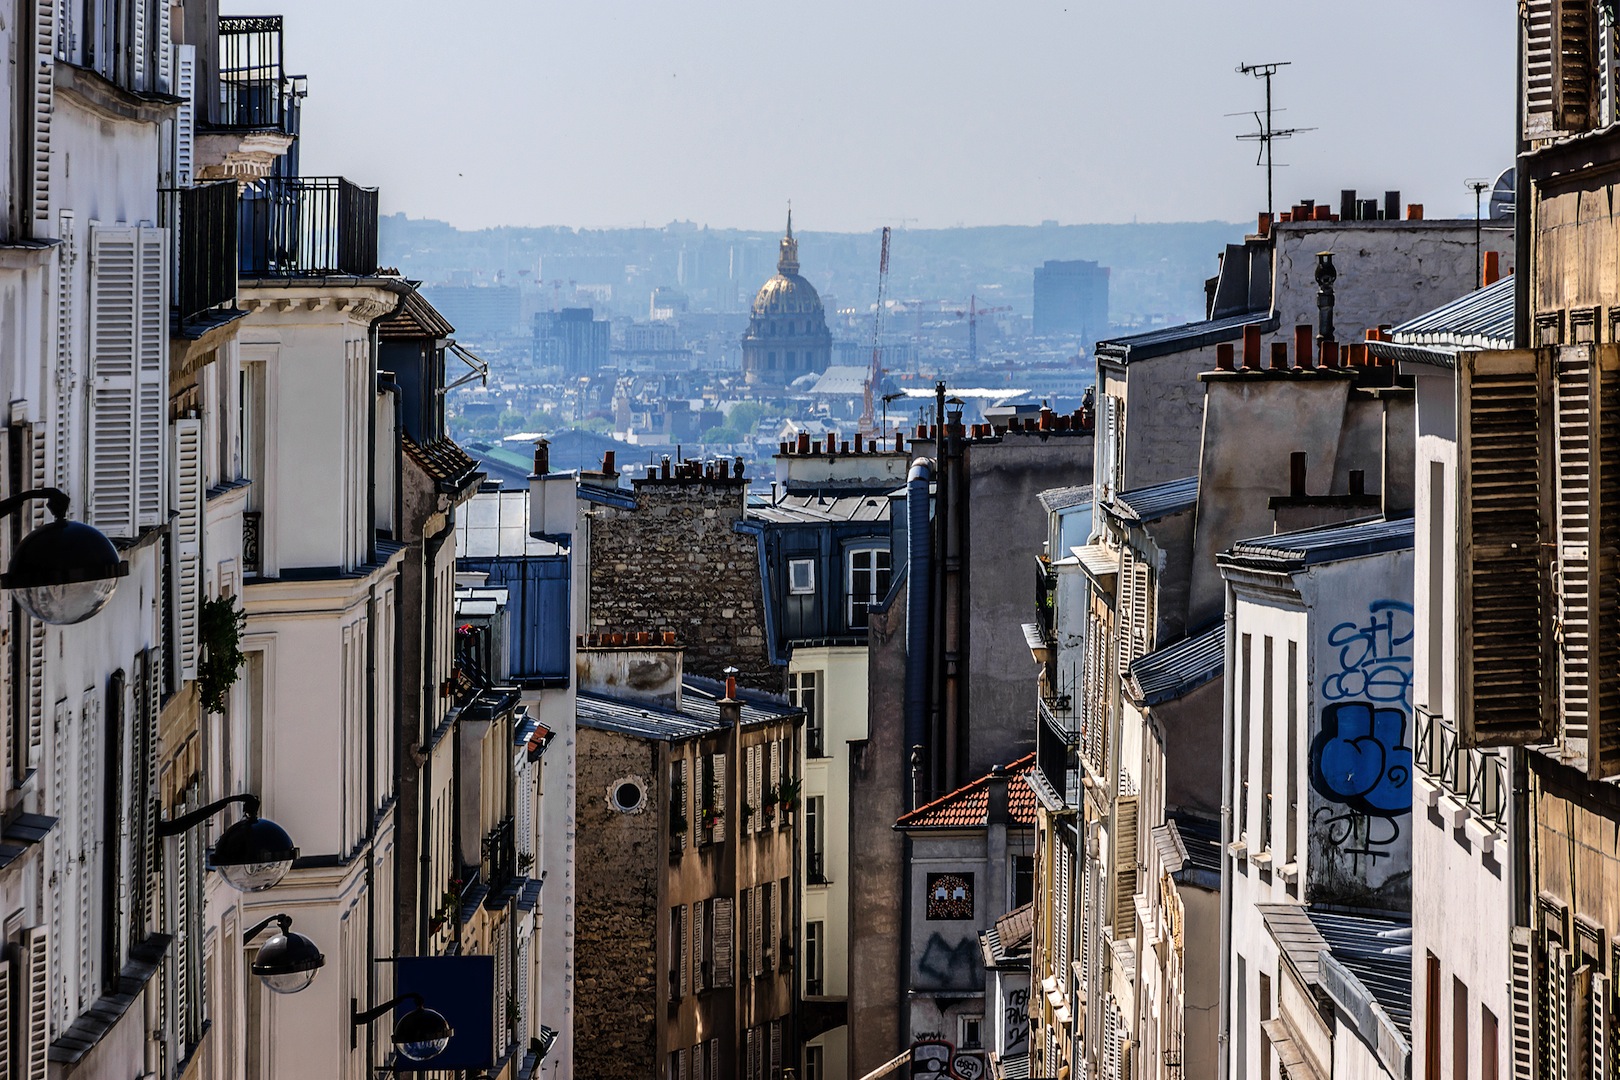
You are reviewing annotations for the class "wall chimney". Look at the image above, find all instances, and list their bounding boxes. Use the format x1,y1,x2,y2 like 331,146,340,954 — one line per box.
1290,451,1307,497
1483,249,1501,288
533,438,550,476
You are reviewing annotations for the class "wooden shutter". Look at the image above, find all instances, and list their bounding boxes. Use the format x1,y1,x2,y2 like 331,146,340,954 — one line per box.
171,45,195,186
155,0,171,92
174,419,203,682
1528,0,1556,136
708,1038,720,1080
746,1027,758,1080
1595,972,1611,1080
713,897,733,987
20,925,48,1080
752,884,763,977
31,0,53,226
88,226,139,536
769,739,781,805
1552,0,1599,133
1459,349,1557,746
136,226,166,529
1556,348,1596,747
677,1047,688,1080
1574,964,1595,1080
692,899,705,992
1113,795,1138,938
770,1020,782,1072
1129,558,1151,666
713,752,727,843
1591,347,1620,777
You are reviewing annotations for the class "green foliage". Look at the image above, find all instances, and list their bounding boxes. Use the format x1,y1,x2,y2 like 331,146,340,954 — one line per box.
197,595,247,714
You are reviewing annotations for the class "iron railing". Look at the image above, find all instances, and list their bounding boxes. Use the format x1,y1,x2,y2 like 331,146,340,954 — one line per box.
238,177,379,278
217,16,291,131
1038,696,1081,808
808,852,829,885
482,816,517,895
1415,706,1506,831
242,512,262,575
1036,560,1057,642
164,182,239,322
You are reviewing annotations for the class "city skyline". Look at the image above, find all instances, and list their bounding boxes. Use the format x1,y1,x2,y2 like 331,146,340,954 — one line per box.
225,0,1514,232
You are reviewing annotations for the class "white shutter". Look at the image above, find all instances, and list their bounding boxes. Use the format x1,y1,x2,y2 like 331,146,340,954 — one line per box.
1117,546,1137,677
1594,972,1611,1080
88,226,139,537
20,926,49,1080
1510,927,1537,1080
677,1047,688,1080
129,0,146,90
171,45,194,187
751,884,762,977
136,226,167,529
174,419,202,681
78,689,98,1009
48,697,69,1028
0,955,11,1078
692,899,705,992
708,1038,720,1080
155,0,172,93
746,1027,758,1080
54,212,77,493
32,0,54,225
1099,395,1119,500
713,897,733,988
769,739,781,808
177,827,192,1044
1113,795,1138,938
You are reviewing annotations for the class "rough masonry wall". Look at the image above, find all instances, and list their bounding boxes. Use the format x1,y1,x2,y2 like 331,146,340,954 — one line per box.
589,479,776,689
573,727,662,1079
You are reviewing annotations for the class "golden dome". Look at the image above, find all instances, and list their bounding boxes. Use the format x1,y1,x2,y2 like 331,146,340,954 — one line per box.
750,209,826,319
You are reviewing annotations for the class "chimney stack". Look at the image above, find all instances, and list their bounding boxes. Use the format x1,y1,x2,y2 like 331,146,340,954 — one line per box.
1384,191,1401,221
533,438,550,476
1483,249,1501,288
1216,342,1236,371
1349,470,1366,497
1289,451,1307,497
1243,324,1263,369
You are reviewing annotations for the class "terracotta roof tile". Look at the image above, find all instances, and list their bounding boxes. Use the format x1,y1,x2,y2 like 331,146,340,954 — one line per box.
404,434,482,491
896,753,1038,830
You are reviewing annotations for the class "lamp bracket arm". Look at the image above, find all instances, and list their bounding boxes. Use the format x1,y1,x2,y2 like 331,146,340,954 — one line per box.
242,913,292,943
156,792,261,837
0,487,70,523
351,992,426,1032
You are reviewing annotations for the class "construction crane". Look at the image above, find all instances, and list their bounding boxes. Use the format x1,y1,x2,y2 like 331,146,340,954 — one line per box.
859,226,893,439
954,295,1011,365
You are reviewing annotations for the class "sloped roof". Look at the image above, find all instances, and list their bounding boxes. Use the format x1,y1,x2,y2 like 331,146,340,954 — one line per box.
404,434,483,493
1038,485,1093,513
748,491,893,524
1128,624,1224,706
1097,309,1278,363
576,677,798,742
897,753,1038,829
809,365,898,397
1389,275,1514,351
1111,476,1198,523
981,902,1035,969
1221,516,1413,572
377,286,455,340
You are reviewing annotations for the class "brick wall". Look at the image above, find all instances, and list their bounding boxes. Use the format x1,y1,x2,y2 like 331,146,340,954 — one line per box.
589,476,776,689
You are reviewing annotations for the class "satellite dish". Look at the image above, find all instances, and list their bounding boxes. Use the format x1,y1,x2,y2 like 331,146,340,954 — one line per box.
1489,167,1515,221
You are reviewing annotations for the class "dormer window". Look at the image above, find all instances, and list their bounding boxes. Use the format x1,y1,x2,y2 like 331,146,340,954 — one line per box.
788,559,815,595
847,547,892,629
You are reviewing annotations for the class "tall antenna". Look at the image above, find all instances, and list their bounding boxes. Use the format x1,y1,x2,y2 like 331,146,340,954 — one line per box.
1465,178,1491,288
1235,61,1310,219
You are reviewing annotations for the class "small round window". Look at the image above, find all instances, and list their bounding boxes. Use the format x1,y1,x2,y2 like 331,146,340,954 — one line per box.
608,777,647,814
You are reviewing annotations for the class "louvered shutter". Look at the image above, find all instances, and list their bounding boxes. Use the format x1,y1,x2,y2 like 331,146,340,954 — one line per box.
1550,943,1571,1080
171,45,195,186
1552,0,1599,133
1113,796,1138,938
136,227,167,529
177,827,193,1045
155,0,171,92
31,0,53,226
769,739,781,807
1099,395,1119,500
1528,0,1556,136
679,903,689,998
54,213,76,490
143,648,161,934
0,955,10,1078
746,1027,758,1080
1116,546,1137,677
770,1020,782,1073
692,899,705,992
677,1047,688,1080
1057,840,1072,978
20,925,48,1080
88,226,140,536
713,752,726,843
752,885,764,977
708,1038,720,1080
78,690,98,1008
713,897,733,987
1574,965,1595,1080
129,0,146,89
1459,349,1557,746
1129,558,1151,666
749,744,761,830
174,419,203,681
1556,347,1598,750
1590,347,1620,777
1595,972,1611,1080
48,697,68,1027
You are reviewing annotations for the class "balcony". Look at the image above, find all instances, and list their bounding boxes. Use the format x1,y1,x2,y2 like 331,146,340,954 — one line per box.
1035,559,1057,644
808,852,829,886
216,17,296,132
243,512,262,576
1415,706,1506,831
238,177,379,278
1038,695,1083,808
165,181,239,327
479,816,520,908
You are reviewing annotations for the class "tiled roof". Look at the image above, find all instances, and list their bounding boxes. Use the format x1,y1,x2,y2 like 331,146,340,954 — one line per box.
1111,476,1198,523
896,753,1039,829
377,286,455,339
404,434,483,492
1128,624,1224,706
1221,516,1414,572
1097,309,1278,363
994,903,1034,954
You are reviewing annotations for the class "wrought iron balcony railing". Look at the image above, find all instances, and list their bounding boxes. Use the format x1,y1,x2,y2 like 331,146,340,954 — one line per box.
164,182,239,323
481,816,517,896
242,512,262,576
238,177,379,278
216,16,300,132
1415,705,1506,831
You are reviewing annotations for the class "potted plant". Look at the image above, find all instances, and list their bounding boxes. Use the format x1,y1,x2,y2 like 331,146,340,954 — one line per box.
762,786,778,823
197,595,248,714
702,806,723,833
776,777,802,815
742,803,755,825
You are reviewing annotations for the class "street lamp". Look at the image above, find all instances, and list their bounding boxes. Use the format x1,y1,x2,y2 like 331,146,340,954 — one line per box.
0,488,128,624
157,793,299,891
243,914,325,994
351,993,454,1062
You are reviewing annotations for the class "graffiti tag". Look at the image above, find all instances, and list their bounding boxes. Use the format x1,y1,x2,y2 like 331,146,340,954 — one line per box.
1322,600,1414,708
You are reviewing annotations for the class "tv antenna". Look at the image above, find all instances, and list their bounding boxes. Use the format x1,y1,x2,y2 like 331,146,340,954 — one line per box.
1235,61,1312,219
1465,178,1492,288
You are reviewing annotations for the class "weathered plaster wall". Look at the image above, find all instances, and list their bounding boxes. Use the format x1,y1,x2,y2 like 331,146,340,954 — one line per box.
587,477,775,689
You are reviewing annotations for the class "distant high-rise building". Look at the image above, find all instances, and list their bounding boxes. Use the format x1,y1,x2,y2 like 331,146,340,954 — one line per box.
742,212,833,384
422,283,524,336
534,307,610,373
1032,258,1110,340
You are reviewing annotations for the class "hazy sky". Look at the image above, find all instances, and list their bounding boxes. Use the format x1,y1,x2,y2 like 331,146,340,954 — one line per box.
223,1,1515,232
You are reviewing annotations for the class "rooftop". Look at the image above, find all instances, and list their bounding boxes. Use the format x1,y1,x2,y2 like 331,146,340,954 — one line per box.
981,902,1034,970
1038,484,1094,514
897,753,1039,830
1220,516,1414,573
576,676,799,742
1110,475,1199,523
1261,904,1413,1042
1097,309,1278,364
403,434,483,494
748,490,895,525
1127,624,1224,707
1371,275,1516,369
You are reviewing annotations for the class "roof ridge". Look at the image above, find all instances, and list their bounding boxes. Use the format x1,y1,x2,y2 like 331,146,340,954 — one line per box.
896,752,1037,825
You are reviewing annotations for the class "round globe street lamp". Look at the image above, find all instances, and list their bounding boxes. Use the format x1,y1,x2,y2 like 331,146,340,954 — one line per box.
351,992,454,1062
0,488,128,625
243,914,325,994
157,793,299,892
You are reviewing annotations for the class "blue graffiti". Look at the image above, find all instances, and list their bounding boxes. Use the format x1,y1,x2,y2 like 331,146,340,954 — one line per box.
1322,600,1414,708
1310,702,1413,819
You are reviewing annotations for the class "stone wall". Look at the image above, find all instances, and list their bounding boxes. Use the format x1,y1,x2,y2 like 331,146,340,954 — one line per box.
573,727,662,1079
588,476,776,689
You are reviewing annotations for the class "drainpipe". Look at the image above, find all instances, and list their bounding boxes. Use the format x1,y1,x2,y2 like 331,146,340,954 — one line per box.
1216,578,1237,1080
365,583,379,1066
931,383,947,798
1513,3,1530,350
904,460,934,809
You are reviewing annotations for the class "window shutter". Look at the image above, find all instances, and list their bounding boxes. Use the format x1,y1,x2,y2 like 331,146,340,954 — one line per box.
770,1020,782,1073
708,1038,720,1080
1552,0,1599,133
136,226,167,529
31,0,53,225
677,1047,688,1080
751,885,763,977
692,899,705,992
713,753,727,843
769,739,781,805
129,0,147,89
1459,349,1557,746
171,45,195,186
20,925,48,1080
1555,348,1596,748
54,212,77,492
1117,546,1137,677
1129,558,1151,666
1595,972,1611,1080
143,648,161,933
1574,964,1595,1080
155,0,171,93
1113,795,1138,938
174,418,203,682
746,1027,758,1080
1549,943,1572,1080
1528,0,1556,136
0,955,11,1078
48,697,68,1027
88,226,140,537
78,690,98,1009
713,896,733,988
679,903,689,998
1099,395,1119,500
1589,346,1620,778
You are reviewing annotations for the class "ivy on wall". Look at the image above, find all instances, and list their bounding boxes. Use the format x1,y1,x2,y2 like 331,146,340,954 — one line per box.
198,595,248,714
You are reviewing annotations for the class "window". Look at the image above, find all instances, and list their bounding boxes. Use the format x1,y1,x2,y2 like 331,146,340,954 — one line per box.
791,671,823,757
670,905,686,998
1426,952,1441,1080
1481,1006,1499,1080
788,558,816,594
1261,636,1274,862
1239,633,1252,846
960,1014,984,1050
807,797,827,884
1286,640,1299,893
1013,855,1035,908
610,776,646,814
806,920,824,996
1453,976,1469,1080
804,1045,824,1080
847,547,892,629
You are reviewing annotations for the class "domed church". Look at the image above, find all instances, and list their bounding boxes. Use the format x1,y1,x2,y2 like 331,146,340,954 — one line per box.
742,212,833,385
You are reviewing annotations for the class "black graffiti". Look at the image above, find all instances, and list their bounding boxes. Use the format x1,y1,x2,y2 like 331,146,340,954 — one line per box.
916,934,981,991
1005,985,1030,1054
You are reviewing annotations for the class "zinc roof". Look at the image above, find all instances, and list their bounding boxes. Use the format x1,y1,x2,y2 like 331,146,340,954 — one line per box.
1111,476,1199,523
1222,516,1414,572
748,491,894,524
897,753,1039,829
1389,275,1514,352
1038,485,1093,513
456,490,564,558
1128,624,1224,706
576,678,798,742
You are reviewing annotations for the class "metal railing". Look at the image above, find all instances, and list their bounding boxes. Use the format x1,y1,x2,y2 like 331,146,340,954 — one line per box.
1415,706,1506,831
242,512,262,575
807,724,825,759
217,16,290,130
164,182,239,323
238,177,379,278
482,816,517,895
1035,560,1057,642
